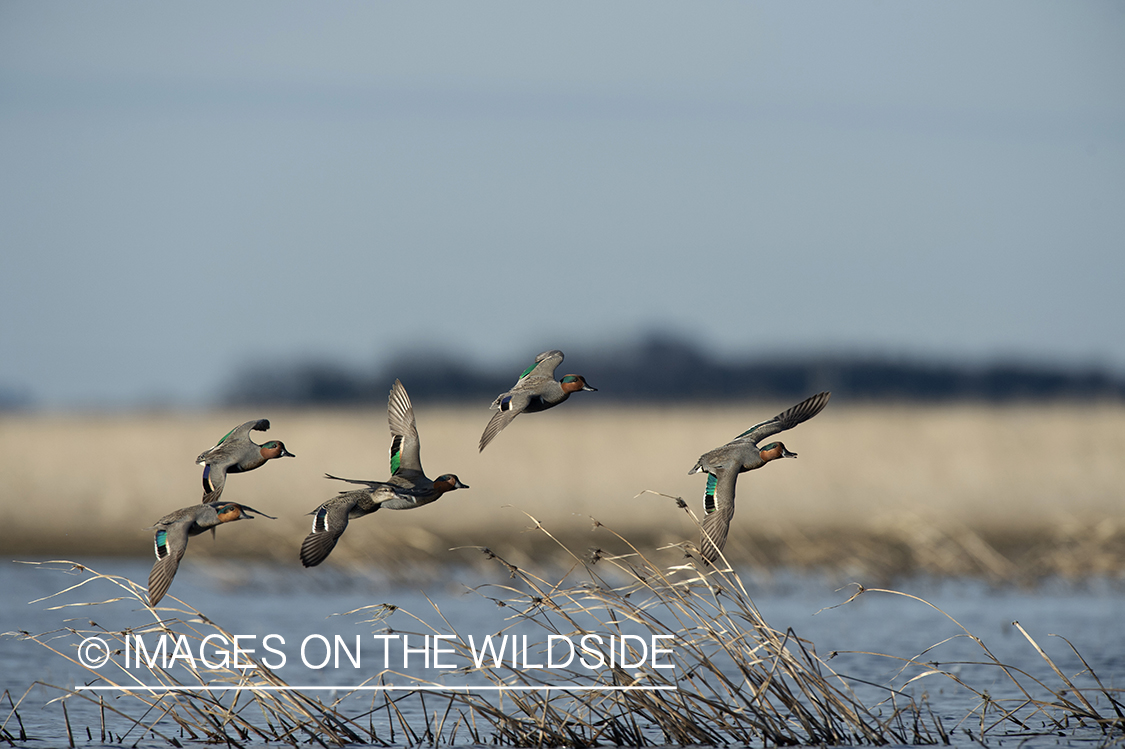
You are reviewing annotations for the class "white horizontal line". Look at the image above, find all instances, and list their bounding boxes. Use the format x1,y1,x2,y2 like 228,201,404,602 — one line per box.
76,685,677,693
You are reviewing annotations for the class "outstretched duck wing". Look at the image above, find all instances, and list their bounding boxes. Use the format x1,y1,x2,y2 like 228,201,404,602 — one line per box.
198,419,269,461
148,520,192,607
479,391,531,452
732,391,831,446
514,350,564,384
386,379,424,479
300,493,367,568
698,469,739,566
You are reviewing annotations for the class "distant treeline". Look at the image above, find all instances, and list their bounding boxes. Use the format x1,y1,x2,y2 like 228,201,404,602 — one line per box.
223,336,1125,406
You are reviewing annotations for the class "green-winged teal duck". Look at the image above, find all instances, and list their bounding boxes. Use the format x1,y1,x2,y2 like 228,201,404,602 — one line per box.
197,418,294,503
147,501,276,607
479,349,596,451
689,391,830,565
300,379,468,567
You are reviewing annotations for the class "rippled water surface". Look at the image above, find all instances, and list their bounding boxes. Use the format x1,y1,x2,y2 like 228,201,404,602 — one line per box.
3,558,1124,748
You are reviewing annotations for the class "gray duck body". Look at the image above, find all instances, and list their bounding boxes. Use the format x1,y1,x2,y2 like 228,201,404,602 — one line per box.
479,349,597,451
197,418,294,503
147,501,275,607
300,379,468,568
689,391,830,565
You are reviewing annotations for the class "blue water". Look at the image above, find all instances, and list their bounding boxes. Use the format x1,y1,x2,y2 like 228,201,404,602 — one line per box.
2,558,1124,747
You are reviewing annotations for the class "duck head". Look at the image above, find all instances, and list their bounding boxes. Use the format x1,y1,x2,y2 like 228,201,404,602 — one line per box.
215,503,278,523
432,474,470,493
758,442,797,463
260,441,295,460
560,375,597,394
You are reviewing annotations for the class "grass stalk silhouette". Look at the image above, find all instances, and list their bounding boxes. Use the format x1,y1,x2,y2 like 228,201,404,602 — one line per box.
4,500,1124,746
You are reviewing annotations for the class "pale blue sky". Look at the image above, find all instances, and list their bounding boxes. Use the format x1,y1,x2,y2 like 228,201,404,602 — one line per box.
2,2,1123,408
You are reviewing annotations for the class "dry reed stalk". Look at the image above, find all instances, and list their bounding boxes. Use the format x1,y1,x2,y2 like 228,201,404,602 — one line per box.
5,516,1125,747
822,583,1125,736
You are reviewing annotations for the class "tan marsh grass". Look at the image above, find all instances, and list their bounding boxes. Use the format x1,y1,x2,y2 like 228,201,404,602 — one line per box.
2,402,1124,580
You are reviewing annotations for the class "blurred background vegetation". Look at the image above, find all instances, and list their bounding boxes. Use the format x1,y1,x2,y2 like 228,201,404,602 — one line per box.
214,335,1125,408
